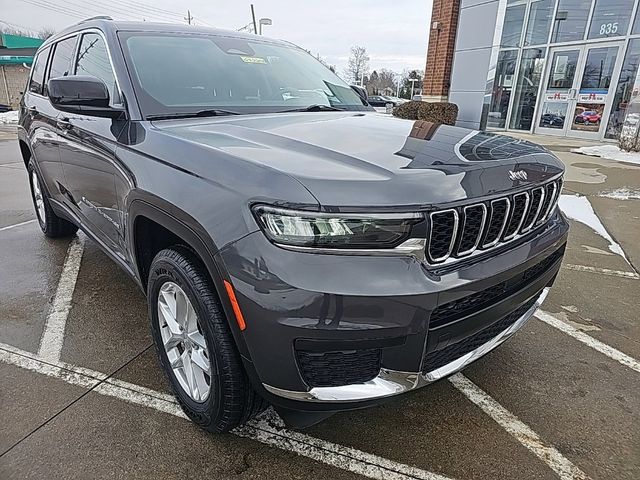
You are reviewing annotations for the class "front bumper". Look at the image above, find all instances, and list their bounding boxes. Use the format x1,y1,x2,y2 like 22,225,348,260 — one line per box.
216,210,568,410
263,287,549,402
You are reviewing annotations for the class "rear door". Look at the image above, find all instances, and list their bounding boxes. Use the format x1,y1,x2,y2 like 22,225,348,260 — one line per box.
21,45,66,202
56,31,129,261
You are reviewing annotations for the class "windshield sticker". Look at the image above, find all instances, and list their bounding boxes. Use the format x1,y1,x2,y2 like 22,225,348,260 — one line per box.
240,56,267,64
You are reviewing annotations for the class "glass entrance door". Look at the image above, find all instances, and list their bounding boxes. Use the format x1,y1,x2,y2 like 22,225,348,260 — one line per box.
535,42,624,139
536,47,580,136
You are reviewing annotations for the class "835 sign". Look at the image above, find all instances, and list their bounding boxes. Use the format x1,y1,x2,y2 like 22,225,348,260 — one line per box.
599,22,619,35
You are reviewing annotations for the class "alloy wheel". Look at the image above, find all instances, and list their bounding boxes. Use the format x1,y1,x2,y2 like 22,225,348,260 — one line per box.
31,171,46,225
157,281,211,402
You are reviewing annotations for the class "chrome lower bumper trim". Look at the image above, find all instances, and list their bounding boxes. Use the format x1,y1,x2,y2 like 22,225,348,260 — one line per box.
262,288,549,403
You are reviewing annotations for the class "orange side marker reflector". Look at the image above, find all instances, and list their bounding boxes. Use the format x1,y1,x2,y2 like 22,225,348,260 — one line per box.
223,280,246,331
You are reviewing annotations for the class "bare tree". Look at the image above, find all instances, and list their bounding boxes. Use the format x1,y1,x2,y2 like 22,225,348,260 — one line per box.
368,70,379,94
344,45,370,85
0,26,35,37
37,27,56,39
378,69,398,94
313,52,336,73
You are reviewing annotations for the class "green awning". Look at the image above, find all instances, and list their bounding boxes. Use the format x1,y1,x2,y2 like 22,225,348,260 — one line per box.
0,33,44,48
0,34,43,65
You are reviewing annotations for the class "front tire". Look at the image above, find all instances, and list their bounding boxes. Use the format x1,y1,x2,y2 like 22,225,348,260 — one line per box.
147,246,267,432
27,160,78,238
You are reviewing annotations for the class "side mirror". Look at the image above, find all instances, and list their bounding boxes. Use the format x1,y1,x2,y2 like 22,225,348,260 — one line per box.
350,85,369,104
47,75,125,119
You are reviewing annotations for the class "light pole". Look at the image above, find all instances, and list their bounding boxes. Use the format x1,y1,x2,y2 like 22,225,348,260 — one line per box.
554,11,567,43
259,18,272,35
409,78,420,100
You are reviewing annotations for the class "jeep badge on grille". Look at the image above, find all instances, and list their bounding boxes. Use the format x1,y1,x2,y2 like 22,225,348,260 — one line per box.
508,170,528,181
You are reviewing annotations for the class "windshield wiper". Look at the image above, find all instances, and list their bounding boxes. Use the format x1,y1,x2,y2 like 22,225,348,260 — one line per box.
276,104,345,113
147,109,241,121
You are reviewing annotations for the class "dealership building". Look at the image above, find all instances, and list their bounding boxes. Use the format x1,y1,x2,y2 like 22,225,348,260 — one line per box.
423,0,640,141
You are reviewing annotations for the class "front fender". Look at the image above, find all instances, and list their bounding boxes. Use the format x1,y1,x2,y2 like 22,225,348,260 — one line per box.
127,194,252,359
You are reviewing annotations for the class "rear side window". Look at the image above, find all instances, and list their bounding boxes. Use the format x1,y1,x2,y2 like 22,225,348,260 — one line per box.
75,33,120,105
46,36,78,94
29,47,50,95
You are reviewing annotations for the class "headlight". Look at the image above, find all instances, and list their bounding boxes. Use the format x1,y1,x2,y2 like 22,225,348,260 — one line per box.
252,206,422,249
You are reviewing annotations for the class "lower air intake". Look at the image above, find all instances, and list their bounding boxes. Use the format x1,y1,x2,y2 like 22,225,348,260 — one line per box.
296,349,382,388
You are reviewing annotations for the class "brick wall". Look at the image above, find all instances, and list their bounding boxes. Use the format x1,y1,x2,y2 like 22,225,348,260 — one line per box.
0,65,30,108
422,0,461,102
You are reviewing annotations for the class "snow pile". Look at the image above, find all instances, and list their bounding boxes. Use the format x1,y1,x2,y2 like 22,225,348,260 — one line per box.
0,110,19,124
558,194,628,262
598,188,640,200
571,144,640,166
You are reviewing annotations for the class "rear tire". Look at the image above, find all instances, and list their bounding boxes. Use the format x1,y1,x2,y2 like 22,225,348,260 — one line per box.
27,160,78,238
147,246,267,432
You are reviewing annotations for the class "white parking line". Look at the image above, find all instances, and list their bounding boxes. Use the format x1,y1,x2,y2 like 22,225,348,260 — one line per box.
0,219,36,232
563,264,639,279
535,310,640,374
37,236,85,363
3,221,628,480
0,343,455,480
238,412,454,480
449,374,589,480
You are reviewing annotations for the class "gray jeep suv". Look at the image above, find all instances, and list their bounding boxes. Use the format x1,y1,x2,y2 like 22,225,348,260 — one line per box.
19,17,568,431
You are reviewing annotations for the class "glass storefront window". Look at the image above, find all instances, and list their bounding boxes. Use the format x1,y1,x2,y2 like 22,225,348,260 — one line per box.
524,0,555,46
487,50,519,128
633,3,640,34
539,102,569,129
484,0,640,139
547,50,579,89
551,0,592,43
588,0,635,39
580,46,618,90
501,5,526,47
606,39,640,138
510,48,547,130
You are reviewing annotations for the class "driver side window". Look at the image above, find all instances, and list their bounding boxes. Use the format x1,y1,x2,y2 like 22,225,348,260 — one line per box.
45,36,77,96
75,33,120,105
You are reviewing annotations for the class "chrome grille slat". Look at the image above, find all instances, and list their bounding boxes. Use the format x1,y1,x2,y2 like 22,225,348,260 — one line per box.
545,179,562,221
503,191,530,241
427,209,459,263
538,182,556,225
482,198,510,248
425,178,563,266
521,187,545,233
457,203,487,256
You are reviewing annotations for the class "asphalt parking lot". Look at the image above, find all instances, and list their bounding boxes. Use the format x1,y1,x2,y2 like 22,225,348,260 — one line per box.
1,126,639,480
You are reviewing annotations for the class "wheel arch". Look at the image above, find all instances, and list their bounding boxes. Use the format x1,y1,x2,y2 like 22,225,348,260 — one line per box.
18,138,32,169
127,194,251,357
128,195,221,286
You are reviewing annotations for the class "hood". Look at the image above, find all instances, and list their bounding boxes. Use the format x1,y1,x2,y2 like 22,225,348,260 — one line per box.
153,112,564,209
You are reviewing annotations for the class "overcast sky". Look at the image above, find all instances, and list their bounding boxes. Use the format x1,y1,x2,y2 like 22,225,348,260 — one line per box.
1,0,432,75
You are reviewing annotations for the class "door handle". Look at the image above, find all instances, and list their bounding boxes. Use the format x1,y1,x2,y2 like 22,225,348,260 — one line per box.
56,117,72,130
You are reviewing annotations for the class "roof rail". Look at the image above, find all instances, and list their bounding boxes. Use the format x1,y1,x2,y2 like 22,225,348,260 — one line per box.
76,15,113,24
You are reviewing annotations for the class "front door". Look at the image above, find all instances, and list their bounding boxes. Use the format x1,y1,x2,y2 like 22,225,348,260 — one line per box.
535,42,624,139
56,31,129,262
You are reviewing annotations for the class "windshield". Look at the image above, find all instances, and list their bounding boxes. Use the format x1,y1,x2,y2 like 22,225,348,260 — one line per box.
118,32,370,118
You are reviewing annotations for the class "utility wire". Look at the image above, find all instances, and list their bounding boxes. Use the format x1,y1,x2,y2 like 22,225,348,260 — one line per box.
19,0,87,19
53,0,180,23
18,0,215,31
111,0,185,17
0,19,36,32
